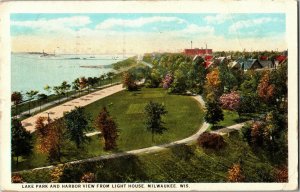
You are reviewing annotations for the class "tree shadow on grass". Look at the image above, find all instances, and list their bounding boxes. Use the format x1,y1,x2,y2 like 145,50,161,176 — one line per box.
59,153,149,183
169,143,196,162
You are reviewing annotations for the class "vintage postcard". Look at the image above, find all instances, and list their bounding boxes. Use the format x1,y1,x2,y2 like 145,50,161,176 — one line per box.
0,0,298,191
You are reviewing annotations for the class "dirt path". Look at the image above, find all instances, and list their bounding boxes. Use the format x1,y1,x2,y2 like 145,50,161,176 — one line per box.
21,84,125,133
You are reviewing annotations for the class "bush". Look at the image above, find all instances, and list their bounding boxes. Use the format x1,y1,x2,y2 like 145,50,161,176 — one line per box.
80,172,96,183
12,174,24,183
197,132,225,150
275,166,288,182
227,163,245,182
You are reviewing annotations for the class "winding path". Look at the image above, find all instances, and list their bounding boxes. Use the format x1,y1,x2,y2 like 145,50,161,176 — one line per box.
21,84,125,133
15,95,209,173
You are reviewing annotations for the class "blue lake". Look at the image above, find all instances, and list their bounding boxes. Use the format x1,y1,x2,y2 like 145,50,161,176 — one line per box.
11,53,126,95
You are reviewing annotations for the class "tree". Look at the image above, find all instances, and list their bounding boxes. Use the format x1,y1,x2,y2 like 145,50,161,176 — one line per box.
60,81,71,98
218,62,238,92
144,101,168,142
162,73,173,89
95,107,118,150
257,71,276,105
35,117,66,162
53,85,63,103
204,68,223,102
11,118,33,167
106,72,115,85
64,107,89,148
87,77,94,93
37,93,47,112
122,72,137,91
72,78,80,96
44,84,52,98
11,91,22,114
99,74,106,86
220,91,241,116
79,77,88,93
25,90,39,115
204,101,224,127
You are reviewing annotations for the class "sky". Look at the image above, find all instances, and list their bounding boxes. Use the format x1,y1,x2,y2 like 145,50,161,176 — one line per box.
11,13,286,54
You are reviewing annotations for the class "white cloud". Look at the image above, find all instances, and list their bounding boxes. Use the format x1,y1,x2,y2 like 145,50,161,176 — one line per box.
228,17,277,34
181,24,214,34
96,16,186,29
11,16,91,32
204,14,232,24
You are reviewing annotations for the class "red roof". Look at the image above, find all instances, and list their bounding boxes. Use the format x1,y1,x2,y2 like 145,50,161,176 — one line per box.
260,56,268,60
205,55,213,61
276,55,287,63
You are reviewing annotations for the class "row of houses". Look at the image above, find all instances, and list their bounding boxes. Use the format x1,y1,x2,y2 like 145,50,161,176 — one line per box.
193,54,287,71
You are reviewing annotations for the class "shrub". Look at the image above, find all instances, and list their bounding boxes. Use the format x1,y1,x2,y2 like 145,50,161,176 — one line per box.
80,172,96,183
50,164,66,183
227,163,245,182
12,174,24,183
197,132,225,150
275,166,288,182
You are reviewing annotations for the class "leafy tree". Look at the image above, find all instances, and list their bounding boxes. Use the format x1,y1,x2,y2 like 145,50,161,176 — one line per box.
64,107,89,148
220,91,241,116
204,101,224,127
218,62,238,92
37,93,47,112
79,77,88,93
204,68,223,102
44,84,52,96
87,77,95,93
145,68,161,88
190,56,206,94
99,74,106,86
60,81,71,98
122,72,138,91
72,78,81,96
106,72,115,85
162,73,173,89
95,107,119,150
11,118,33,167
257,71,276,105
236,94,260,115
35,117,66,162
53,85,63,103
144,101,168,142
25,90,39,115
11,91,22,114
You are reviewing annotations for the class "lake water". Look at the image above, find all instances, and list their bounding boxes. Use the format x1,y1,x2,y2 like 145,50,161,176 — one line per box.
11,53,126,95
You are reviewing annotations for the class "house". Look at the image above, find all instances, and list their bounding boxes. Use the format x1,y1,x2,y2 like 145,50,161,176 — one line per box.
259,60,274,69
214,57,228,65
192,54,214,69
229,58,263,71
242,59,263,70
274,55,287,68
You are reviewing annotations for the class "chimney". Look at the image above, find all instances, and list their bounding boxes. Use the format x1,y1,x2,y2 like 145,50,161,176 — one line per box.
191,41,193,49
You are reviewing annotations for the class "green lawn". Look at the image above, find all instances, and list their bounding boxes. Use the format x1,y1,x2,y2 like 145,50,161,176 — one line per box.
12,87,204,171
84,87,204,150
17,131,277,183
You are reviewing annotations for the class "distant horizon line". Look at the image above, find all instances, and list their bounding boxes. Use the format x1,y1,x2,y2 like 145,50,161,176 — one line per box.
12,49,287,55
